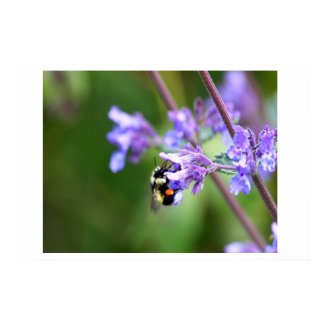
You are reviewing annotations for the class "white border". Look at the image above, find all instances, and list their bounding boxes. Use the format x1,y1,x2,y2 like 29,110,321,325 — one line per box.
14,66,308,260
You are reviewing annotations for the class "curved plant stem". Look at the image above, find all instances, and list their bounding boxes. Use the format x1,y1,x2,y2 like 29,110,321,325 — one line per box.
149,71,266,251
198,71,277,223
149,71,178,112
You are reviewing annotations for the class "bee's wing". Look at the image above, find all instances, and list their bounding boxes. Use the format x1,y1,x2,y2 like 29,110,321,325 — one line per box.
161,160,173,171
151,187,162,213
151,196,160,213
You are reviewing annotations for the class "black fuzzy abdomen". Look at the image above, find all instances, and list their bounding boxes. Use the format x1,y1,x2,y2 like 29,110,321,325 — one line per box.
162,194,175,206
158,184,175,206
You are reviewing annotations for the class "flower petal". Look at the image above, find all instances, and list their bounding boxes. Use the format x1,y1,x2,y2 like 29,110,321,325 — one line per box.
159,152,184,165
224,242,261,253
107,128,132,152
163,130,181,149
230,174,251,195
109,151,126,173
192,180,204,194
173,191,184,206
108,106,139,128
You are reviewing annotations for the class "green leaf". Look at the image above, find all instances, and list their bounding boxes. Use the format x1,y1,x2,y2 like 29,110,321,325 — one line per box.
215,169,237,175
214,153,233,165
213,153,237,175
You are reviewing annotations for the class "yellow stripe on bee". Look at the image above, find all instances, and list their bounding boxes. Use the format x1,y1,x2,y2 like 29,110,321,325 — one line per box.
155,178,166,185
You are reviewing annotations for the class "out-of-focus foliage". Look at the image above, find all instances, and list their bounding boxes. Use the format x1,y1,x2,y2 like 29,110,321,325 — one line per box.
43,71,277,252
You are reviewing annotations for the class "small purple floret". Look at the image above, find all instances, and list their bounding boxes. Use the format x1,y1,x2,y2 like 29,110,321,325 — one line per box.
229,174,251,195
167,107,199,143
106,106,160,173
227,126,251,162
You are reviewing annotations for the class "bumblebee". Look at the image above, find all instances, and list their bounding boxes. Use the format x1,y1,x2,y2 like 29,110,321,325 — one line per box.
150,160,181,212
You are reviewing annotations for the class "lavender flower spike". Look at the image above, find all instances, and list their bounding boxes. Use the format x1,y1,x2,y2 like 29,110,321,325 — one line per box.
107,106,161,172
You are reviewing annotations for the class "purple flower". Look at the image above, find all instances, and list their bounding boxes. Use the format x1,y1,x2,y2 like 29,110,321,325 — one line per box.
225,124,277,195
204,98,240,136
260,152,277,172
224,242,261,253
172,190,184,206
226,126,256,195
107,106,161,173
163,130,181,149
225,222,277,253
256,125,277,173
167,107,199,143
164,95,241,148
256,125,277,155
159,144,216,195
226,125,251,161
109,151,127,173
271,222,277,251
229,173,251,195
234,151,256,175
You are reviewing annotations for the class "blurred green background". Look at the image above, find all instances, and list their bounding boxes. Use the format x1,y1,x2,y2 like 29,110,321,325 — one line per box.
43,71,277,253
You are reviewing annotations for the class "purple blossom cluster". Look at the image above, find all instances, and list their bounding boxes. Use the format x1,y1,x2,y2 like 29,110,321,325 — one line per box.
106,108,277,198
224,222,277,253
159,144,219,201
226,125,277,195
157,124,277,201
204,97,240,136
164,97,240,148
107,96,240,173
163,107,198,150
106,106,161,173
